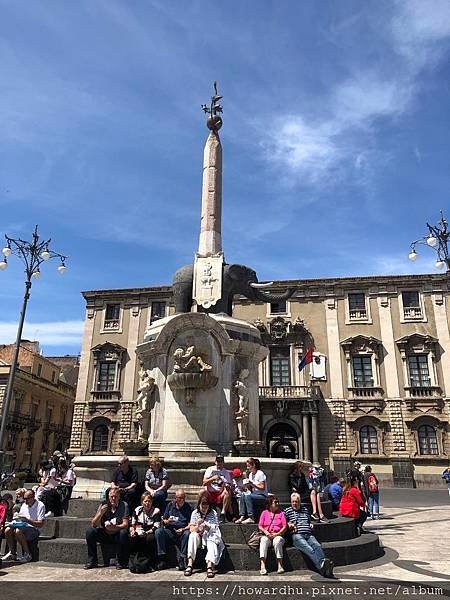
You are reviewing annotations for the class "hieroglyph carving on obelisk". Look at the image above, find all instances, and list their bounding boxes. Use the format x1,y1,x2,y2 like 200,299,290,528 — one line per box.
193,82,224,309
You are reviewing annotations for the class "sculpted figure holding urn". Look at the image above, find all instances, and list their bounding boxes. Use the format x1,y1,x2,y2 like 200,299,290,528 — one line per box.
135,367,155,442
234,369,250,440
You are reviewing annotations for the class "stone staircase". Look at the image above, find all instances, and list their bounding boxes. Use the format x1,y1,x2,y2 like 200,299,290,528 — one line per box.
36,498,384,571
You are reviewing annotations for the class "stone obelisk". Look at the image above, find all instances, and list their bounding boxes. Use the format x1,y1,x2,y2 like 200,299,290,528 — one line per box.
198,130,222,255
193,83,224,309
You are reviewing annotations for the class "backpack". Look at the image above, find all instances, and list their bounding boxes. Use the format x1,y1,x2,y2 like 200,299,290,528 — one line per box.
368,474,378,493
128,550,153,574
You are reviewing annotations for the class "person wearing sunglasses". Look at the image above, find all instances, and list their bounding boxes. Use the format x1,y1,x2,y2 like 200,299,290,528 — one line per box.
184,493,224,578
258,495,287,575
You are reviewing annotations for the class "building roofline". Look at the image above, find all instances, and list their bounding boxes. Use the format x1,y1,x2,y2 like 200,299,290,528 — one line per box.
81,272,448,300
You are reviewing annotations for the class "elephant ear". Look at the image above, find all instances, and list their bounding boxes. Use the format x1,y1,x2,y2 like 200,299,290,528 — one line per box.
227,264,245,280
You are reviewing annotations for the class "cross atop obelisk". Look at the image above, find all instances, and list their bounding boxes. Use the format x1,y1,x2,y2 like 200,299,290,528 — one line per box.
198,82,223,257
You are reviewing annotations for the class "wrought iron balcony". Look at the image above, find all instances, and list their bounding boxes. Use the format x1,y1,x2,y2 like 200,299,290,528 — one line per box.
349,308,367,320
103,319,120,330
403,306,423,320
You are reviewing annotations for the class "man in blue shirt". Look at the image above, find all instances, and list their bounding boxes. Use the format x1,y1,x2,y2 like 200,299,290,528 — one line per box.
323,478,344,511
155,489,192,570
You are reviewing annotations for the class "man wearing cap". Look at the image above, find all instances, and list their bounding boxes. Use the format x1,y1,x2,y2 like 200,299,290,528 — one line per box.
203,456,232,523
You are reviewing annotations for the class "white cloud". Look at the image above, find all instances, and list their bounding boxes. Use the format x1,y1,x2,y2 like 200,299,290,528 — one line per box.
261,1,450,186
0,321,83,347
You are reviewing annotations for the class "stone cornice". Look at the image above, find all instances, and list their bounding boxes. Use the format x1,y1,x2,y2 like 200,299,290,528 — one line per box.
81,273,449,305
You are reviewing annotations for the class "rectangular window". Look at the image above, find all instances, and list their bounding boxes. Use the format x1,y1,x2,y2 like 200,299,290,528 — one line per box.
46,406,53,424
352,356,373,388
37,363,42,377
348,293,367,320
151,301,166,322
51,371,56,383
104,303,121,330
408,355,430,387
402,291,422,319
97,362,116,391
270,347,290,386
270,300,287,314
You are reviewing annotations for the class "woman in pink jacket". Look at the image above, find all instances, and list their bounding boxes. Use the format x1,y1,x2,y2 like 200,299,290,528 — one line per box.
258,496,287,575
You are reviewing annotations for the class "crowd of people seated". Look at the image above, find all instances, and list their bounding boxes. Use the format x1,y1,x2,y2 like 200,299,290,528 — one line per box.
1,453,384,577
77,455,383,578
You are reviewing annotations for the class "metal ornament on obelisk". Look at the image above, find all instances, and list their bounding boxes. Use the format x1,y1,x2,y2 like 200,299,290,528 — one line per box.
193,82,224,309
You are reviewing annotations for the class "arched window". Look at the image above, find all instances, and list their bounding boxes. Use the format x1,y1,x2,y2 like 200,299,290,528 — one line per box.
266,423,298,458
418,425,438,455
359,425,378,454
92,424,109,451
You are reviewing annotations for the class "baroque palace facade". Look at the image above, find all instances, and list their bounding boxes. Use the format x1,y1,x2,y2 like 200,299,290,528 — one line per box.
69,272,450,488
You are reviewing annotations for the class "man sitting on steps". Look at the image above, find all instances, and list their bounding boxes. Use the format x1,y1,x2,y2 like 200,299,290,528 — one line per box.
85,487,130,570
2,489,45,563
284,492,334,578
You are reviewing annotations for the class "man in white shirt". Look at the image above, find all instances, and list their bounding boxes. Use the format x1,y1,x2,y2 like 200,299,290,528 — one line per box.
203,456,232,523
2,489,45,563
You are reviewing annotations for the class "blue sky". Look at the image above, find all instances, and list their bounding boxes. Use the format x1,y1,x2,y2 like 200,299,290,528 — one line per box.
1,0,450,355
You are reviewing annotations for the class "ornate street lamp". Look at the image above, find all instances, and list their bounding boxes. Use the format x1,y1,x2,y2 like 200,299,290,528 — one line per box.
0,226,67,475
409,210,450,271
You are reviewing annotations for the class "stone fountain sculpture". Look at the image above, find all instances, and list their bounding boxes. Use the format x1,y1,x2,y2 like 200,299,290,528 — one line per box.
134,83,295,457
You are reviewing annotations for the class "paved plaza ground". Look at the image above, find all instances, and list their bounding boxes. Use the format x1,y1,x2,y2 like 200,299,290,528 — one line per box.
1,489,449,598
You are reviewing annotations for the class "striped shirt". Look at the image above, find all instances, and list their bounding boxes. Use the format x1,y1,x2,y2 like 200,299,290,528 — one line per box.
283,505,312,535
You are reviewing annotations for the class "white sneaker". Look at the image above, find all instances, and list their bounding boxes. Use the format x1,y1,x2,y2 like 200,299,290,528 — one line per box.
18,553,32,563
45,511,54,517
277,565,285,574
1,551,18,561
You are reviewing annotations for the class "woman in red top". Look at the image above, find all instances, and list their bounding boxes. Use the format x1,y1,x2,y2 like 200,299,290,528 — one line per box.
339,476,367,534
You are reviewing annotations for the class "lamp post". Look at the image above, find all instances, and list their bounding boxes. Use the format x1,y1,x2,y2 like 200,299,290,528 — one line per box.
0,226,67,476
408,210,450,271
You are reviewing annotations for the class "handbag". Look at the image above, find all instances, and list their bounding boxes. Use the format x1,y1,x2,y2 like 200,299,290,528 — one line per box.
246,512,275,551
246,529,264,550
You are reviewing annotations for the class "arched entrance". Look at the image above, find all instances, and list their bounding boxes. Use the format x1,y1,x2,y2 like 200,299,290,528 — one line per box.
266,423,299,458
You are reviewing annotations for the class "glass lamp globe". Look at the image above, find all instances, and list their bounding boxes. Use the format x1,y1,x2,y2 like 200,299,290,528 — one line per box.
0,260,7,271
408,250,417,262
427,235,437,247
2,246,11,257
435,260,445,270
32,270,41,279
41,250,51,261
57,264,67,275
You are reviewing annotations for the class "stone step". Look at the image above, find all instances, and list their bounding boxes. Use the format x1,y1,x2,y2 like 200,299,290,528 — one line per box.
41,515,355,544
37,533,382,569
66,498,334,519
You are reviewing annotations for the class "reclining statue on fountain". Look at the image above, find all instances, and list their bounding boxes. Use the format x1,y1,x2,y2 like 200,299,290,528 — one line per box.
173,346,212,373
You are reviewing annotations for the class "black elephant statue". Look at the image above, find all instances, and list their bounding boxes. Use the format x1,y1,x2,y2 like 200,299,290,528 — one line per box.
172,263,296,315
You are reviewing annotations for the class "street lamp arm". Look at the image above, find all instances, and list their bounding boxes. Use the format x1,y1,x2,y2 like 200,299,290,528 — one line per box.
409,211,450,272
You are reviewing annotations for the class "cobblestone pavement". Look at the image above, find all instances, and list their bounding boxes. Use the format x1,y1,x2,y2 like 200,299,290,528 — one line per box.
1,503,448,583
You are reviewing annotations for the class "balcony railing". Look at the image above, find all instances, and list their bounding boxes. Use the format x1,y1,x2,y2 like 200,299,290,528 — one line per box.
349,386,384,399
103,319,120,330
403,306,423,320
259,385,311,399
406,385,441,399
91,390,121,401
349,308,367,320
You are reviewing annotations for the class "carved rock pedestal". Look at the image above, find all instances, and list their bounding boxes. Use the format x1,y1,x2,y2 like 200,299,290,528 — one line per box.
233,440,266,457
136,312,268,458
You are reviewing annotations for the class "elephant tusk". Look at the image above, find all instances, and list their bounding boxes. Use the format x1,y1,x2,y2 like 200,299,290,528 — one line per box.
250,281,274,288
